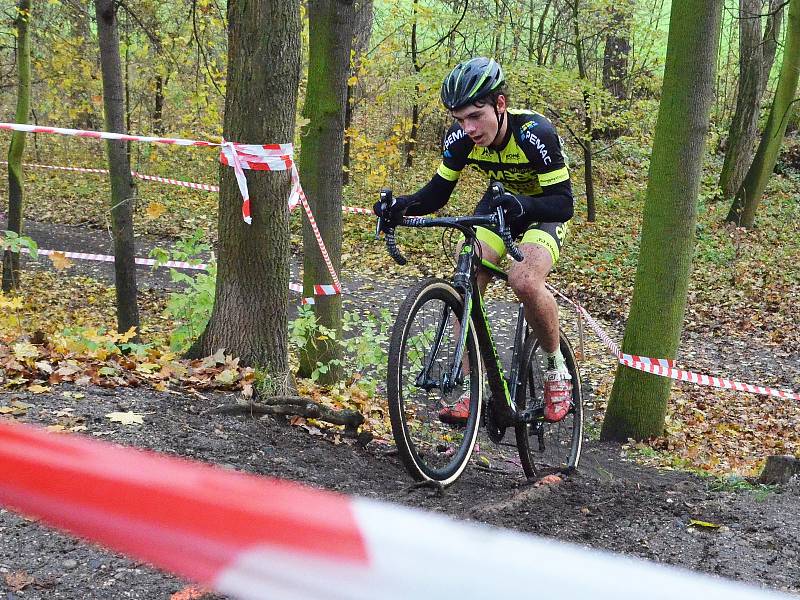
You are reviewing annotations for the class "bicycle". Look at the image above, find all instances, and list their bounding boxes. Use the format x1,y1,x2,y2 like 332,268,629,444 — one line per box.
376,184,583,486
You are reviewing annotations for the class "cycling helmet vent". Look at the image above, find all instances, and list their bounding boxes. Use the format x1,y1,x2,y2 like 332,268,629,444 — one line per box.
441,57,505,110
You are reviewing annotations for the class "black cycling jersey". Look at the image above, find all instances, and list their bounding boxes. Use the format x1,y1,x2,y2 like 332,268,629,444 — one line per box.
400,109,573,223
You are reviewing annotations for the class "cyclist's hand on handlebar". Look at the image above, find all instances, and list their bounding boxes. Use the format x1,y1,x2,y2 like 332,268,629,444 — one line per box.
373,195,413,222
489,190,526,220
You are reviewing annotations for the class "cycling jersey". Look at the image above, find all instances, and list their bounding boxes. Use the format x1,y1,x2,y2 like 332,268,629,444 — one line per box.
398,109,573,223
437,109,572,198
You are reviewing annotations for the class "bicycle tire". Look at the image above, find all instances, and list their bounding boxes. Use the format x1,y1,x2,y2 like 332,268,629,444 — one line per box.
514,331,583,479
387,278,483,485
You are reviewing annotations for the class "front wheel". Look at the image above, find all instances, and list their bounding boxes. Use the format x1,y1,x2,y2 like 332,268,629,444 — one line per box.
387,278,483,485
514,331,583,479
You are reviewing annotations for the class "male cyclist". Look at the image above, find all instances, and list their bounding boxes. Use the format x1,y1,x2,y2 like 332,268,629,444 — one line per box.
375,57,574,425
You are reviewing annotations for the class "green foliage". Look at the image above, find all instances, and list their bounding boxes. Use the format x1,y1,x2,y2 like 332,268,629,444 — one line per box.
706,474,776,500
150,230,216,352
0,231,38,260
289,305,392,393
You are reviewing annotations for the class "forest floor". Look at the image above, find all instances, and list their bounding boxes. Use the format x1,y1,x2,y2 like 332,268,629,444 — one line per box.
1,217,800,599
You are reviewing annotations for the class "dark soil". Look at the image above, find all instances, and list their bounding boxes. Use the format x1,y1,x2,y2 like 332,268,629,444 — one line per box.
2,385,800,599
2,220,800,598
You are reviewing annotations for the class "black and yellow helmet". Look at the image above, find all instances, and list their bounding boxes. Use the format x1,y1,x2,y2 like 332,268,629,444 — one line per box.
440,57,505,110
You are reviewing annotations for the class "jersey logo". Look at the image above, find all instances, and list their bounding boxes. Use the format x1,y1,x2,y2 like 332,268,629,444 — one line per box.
443,129,466,151
523,131,552,166
444,149,453,158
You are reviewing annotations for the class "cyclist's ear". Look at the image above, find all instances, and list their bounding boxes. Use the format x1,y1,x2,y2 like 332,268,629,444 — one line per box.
495,94,507,113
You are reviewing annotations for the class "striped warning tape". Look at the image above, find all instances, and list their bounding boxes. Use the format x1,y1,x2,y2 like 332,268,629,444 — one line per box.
2,160,374,214
547,284,799,401
12,247,337,304
0,419,790,600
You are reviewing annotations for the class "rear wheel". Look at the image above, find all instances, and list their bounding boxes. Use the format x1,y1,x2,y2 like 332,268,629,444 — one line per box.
387,278,483,485
514,331,583,479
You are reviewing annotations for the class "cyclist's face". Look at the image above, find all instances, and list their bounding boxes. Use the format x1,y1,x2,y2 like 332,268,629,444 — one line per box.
451,95,506,147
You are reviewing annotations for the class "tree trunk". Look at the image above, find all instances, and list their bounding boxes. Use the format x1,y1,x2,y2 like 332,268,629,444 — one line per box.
187,0,301,375
95,0,141,338
602,2,632,100
726,0,800,227
531,0,553,65
342,0,374,185
152,75,165,135
405,0,420,168
2,0,31,293
572,0,596,221
297,0,356,383
601,0,723,442
718,0,783,201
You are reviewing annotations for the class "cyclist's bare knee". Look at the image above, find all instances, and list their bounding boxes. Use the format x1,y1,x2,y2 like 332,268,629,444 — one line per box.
508,243,553,296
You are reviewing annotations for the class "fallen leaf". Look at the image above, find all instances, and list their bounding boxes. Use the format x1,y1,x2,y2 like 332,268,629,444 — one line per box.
105,411,145,426
4,571,34,592
145,201,167,219
170,585,213,600
49,251,74,270
689,519,721,529
13,342,39,361
28,384,51,394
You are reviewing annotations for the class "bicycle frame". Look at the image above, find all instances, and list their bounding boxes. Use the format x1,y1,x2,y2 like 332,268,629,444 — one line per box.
415,229,528,421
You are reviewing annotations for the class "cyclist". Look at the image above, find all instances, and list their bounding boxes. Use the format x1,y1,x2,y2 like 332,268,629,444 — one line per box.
375,56,574,425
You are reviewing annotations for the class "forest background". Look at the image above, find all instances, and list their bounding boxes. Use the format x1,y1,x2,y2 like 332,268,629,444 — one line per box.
0,0,798,478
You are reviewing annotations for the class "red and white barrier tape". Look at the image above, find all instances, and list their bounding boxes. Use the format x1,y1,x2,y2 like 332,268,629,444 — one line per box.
13,247,336,304
2,160,373,214
0,123,344,293
0,419,789,600
0,161,220,192
0,122,292,226
548,284,800,401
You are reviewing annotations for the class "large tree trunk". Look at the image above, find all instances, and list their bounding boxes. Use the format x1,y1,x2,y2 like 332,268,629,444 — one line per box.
95,0,141,338
726,0,799,227
601,0,723,442
297,0,356,382
719,0,784,201
187,0,301,374
2,0,31,293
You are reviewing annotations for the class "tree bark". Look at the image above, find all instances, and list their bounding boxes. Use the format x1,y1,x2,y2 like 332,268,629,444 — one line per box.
2,0,31,293
719,0,784,201
405,0,421,168
95,0,141,338
726,0,800,227
187,0,301,375
297,0,357,382
601,0,723,442
602,2,632,100
571,0,596,221
342,0,374,185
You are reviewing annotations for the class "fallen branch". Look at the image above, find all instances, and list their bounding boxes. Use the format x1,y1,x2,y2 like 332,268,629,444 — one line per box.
206,397,365,431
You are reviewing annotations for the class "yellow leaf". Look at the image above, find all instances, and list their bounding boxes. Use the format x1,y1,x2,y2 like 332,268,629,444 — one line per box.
28,384,51,394
215,368,237,385
117,327,138,343
13,342,39,361
49,252,74,271
145,201,167,220
105,411,145,426
689,519,721,529
347,75,358,86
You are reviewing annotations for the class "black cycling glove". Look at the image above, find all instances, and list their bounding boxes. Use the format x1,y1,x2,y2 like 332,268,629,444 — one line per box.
488,192,526,219
373,195,415,220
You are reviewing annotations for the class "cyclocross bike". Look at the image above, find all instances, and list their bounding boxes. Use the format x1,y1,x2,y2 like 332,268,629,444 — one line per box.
376,184,583,486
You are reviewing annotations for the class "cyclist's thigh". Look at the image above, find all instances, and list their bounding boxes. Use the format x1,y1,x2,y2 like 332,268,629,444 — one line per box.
522,221,568,266
510,221,569,281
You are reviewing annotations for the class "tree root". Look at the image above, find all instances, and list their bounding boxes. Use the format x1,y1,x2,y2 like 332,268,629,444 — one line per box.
206,396,364,432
